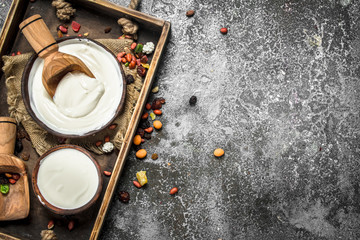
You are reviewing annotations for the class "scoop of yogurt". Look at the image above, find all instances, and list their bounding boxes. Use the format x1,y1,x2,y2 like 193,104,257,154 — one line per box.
53,72,105,118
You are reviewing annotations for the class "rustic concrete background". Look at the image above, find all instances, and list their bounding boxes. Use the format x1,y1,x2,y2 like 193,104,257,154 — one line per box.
2,0,360,239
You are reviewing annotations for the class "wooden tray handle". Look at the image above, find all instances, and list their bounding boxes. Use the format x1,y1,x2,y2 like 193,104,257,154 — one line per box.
0,117,16,155
19,14,58,58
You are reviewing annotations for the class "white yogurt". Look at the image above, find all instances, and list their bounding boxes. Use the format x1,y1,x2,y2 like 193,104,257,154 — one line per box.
37,148,99,209
28,39,123,135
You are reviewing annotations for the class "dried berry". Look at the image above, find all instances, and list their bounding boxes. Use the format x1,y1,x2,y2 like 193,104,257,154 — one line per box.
189,96,197,105
151,100,162,110
104,171,112,176
136,171,148,186
14,139,23,155
57,30,63,38
144,127,153,133
220,27,228,34
125,75,135,84
17,128,30,140
95,141,103,147
170,187,178,195
9,179,16,184
68,220,75,231
137,65,146,77
140,55,148,63
11,53,15,56
104,136,110,142
133,180,142,188
151,153,158,160
145,103,152,110
125,53,132,62
71,21,81,32
129,60,136,69
186,10,195,17
0,175,9,184
144,133,151,140
137,128,145,138
140,120,150,129
58,25,68,33
142,113,149,120
119,191,130,203
12,173,20,180
214,148,225,157
20,152,30,161
5,173,12,178
154,97,166,104
108,124,118,130
104,26,112,33
131,42,137,50
153,110,162,115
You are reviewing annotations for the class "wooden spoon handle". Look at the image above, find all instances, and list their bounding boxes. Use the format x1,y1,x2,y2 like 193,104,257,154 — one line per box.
0,117,16,155
19,14,58,58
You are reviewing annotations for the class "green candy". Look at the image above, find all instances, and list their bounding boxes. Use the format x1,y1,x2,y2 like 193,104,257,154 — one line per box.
0,184,9,195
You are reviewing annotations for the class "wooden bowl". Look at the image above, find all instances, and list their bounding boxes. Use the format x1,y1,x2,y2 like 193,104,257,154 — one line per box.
32,144,102,215
21,37,126,138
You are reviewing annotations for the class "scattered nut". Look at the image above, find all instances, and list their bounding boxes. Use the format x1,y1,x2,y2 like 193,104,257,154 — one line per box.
47,220,55,230
95,141,102,147
83,32,89,37
133,135,142,145
104,26,112,33
151,86,159,93
5,173,12,178
170,187,178,195
57,30,63,38
145,103,152,110
104,171,112,176
102,142,114,153
21,152,30,161
119,191,130,203
40,230,57,240
153,120,162,130
186,10,195,17
136,149,147,159
144,127,153,133
104,136,110,142
151,153,158,160
214,148,225,157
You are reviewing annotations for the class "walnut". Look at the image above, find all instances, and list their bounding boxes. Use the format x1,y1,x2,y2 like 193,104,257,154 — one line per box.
41,230,57,240
52,0,76,21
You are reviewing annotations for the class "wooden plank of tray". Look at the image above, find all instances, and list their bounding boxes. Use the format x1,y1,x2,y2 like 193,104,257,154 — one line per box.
0,0,170,239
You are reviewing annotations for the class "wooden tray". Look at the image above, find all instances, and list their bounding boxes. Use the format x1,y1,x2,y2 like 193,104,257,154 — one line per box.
0,0,170,239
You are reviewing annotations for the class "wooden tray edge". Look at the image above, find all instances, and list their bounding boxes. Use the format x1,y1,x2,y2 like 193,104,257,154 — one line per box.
89,21,171,240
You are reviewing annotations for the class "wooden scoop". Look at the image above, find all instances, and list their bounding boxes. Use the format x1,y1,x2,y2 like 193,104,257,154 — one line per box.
0,117,30,221
19,14,95,98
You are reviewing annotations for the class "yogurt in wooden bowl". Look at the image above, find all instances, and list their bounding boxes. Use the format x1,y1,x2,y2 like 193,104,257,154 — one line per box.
32,145,102,215
21,37,126,138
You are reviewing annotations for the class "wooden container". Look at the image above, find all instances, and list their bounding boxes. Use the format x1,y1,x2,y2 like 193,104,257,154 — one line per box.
0,0,170,239
32,144,102,215
0,117,30,221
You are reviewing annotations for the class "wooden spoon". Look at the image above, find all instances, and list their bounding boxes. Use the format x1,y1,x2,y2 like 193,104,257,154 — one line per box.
19,14,95,98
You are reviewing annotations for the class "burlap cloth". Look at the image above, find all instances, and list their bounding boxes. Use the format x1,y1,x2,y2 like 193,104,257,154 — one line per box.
2,39,143,155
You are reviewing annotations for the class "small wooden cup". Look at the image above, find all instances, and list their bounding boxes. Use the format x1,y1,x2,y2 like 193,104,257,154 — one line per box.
32,144,102,215
0,117,30,221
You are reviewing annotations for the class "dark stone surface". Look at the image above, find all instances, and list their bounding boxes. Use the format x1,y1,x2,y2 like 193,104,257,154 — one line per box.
2,0,360,239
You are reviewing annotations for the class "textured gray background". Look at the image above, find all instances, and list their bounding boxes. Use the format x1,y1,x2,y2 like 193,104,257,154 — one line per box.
2,0,360,239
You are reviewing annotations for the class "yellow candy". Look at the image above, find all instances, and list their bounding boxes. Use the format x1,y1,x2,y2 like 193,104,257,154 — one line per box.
136,171,148,186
